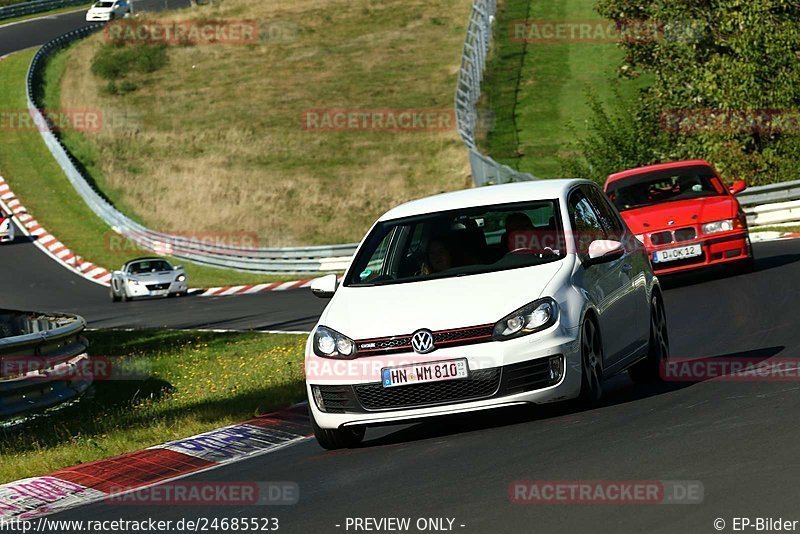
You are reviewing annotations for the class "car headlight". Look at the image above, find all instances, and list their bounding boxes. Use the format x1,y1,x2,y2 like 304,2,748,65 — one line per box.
702,219,737,235
176,274,186,282
493,298,558,341
129,279,140,285
313,326,356,359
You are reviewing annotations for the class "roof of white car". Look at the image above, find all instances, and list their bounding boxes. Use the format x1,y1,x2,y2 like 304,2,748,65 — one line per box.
379,179,593,221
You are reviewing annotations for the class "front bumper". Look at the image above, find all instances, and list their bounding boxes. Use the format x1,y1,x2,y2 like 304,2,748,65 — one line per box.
125,280,188,298
647,231,751,275
306,325,582,430
86,12,112,21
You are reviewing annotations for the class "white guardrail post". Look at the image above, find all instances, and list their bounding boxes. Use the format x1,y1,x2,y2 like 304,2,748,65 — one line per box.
455,0,537,186
0,310,90,421
736,180,800,229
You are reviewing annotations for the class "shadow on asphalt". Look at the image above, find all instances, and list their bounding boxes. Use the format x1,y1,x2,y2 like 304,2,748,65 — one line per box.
361,346,785,449
661,252,800,290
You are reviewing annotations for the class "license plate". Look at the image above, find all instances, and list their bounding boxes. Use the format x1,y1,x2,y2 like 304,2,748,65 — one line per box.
653,244,702,263
381,359,469,388
150,290,169,296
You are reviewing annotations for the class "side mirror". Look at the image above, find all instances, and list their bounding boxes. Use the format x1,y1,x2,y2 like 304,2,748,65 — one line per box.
174,265,184,270
310,274,339,299
729,180,747,195
586,240,624,265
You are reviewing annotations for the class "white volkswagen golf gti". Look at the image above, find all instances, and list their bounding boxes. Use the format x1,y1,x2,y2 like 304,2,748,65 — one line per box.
306,180,669,449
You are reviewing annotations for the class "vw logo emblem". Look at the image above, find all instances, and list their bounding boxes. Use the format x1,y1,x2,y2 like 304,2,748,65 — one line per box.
411,329,435,354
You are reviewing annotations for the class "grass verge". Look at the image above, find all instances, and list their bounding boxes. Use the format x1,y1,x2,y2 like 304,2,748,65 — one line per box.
0,329,307,484
0,49,299,287
481,0,647,178
55,0,472,247
750,225,800,234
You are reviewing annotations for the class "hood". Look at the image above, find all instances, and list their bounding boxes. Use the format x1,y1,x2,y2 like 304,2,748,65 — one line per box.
320,260,566,340
89,5,114,12
620,196,738,234
129,271,177,284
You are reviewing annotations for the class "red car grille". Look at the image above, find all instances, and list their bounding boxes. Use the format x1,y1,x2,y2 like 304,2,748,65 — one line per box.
650,227,697,245
355,324,494,356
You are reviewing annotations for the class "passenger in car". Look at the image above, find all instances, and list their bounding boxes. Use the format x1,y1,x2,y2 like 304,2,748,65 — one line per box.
419,237,454,275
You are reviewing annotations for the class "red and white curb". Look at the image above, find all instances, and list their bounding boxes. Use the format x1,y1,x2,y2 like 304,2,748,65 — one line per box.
0,404,311,520
750,231,800,243
0,175,336,296
0,176,112,286
193,279,317,297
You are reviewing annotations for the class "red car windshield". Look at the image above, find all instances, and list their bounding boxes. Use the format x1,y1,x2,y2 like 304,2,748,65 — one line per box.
606,165,725,212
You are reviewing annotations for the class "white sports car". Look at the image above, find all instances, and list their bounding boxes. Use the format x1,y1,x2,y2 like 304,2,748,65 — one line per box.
0,211,14,243
86,0,131,21
305,180,669,449
110,258,188,302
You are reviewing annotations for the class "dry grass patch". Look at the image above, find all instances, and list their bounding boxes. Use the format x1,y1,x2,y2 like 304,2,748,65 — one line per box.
57,0,473,246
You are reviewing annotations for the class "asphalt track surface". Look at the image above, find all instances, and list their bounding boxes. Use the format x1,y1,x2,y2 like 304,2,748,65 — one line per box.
42,238,800,532
4,6,800,534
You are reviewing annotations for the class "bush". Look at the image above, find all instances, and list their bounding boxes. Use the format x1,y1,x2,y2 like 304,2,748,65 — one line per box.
91,43,168,81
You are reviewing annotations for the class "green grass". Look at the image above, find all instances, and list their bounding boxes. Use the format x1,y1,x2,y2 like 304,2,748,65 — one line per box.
750,225,800,234
0,329,307,484
481,0,648,178
0,50,300,287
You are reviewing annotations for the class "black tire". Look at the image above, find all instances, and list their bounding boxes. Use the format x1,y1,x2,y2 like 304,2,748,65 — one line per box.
629,292,669,383
110,287,121,302
578,317,604,405
309,406,365,450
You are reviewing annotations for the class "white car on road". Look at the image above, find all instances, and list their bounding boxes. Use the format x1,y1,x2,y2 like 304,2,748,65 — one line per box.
0,210,14,243
86,0,131,21
110,258,188,302
305,180,669,449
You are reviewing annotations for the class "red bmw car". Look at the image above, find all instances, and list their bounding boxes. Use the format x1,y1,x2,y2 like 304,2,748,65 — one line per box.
604,160,752,275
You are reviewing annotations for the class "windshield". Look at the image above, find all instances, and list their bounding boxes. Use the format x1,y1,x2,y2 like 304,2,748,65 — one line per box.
95,2,114,7
606,165,726,212
128,260,172,274
345,200,565,287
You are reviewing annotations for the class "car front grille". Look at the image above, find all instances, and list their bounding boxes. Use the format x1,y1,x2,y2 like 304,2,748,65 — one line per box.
146,283,170,291
649,227,697,246
650,231,673,246
674,227,697,242
355,325,494,356
315,385,360,414
312,357,566,414
354,368,501,411
500,358,561,395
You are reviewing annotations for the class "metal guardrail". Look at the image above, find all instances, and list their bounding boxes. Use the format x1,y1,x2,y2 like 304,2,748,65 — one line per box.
0,0,86,21
0,310,90,421
736,180,800,229
455,0,536,186
27,26,358,274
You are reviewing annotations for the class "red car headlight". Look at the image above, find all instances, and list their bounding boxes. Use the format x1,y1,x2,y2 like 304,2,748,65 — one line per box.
702,219,742,235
